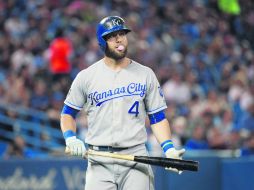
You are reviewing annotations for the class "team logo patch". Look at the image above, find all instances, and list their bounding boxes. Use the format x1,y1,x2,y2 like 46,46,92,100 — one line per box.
158,86,164,97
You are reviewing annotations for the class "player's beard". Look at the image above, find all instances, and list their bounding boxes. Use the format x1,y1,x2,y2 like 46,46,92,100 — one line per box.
105,45,127,61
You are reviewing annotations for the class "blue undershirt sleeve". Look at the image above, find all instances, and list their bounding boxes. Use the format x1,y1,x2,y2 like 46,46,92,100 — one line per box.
61,104,79,118
148,110,166,125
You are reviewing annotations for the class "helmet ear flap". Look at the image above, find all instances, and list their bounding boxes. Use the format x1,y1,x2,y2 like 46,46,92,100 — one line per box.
96,16,131,51
98,39,107,51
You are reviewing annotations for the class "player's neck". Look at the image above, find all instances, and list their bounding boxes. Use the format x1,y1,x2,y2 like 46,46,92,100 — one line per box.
104,57,130,71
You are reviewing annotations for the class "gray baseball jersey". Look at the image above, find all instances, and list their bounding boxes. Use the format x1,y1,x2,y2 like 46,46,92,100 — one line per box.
64,59,167,147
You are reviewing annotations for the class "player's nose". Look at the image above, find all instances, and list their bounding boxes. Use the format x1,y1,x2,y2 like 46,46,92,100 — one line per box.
115,34,123,42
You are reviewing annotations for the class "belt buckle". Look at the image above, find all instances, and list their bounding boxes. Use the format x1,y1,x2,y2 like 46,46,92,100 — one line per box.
92,146,99,151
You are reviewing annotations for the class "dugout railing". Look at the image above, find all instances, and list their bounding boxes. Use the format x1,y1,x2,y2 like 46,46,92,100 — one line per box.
0,101,64,157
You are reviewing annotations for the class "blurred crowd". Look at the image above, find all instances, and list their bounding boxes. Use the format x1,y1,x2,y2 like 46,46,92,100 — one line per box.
0,0,254,158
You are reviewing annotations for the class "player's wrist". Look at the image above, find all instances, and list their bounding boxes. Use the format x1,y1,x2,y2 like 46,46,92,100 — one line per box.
161,139,174,153
63,130,76,140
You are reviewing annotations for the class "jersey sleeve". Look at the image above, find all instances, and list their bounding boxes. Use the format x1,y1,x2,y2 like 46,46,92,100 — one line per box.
144,69,167,114
64,72,86,110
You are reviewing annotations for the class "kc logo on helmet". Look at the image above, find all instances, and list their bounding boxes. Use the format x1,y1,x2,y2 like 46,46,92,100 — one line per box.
103,17,124,29
111,19,123,26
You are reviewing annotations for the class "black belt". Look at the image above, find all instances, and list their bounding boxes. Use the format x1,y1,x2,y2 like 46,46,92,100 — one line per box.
87,144,129,152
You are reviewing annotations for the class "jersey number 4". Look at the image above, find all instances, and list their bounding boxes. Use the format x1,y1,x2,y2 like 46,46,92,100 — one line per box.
128,101,139,117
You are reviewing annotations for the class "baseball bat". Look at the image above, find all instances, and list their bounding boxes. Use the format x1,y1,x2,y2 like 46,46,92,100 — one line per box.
65,148,199,171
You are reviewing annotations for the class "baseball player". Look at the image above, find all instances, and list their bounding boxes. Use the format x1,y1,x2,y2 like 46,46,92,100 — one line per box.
61,16,185,190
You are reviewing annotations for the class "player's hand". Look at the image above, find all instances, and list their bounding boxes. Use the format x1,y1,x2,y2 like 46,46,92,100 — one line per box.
65,136,86,157
165,148,185,174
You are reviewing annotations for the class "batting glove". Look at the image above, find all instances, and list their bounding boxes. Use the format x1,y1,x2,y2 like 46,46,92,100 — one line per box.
66,136,86,157
165,148,185,174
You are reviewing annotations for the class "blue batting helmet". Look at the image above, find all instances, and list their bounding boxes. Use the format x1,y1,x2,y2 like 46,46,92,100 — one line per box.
96,16,131,51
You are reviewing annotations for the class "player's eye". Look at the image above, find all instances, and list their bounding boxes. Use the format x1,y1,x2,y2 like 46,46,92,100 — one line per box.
104,31,126,41
118,31,126,36
104,33,116,41
110,33,118,38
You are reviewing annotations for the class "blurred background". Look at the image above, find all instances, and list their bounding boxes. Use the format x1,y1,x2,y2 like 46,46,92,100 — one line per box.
0,0,253,190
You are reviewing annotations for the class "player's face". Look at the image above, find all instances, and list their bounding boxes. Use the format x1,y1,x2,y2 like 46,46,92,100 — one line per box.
104,30,128,60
